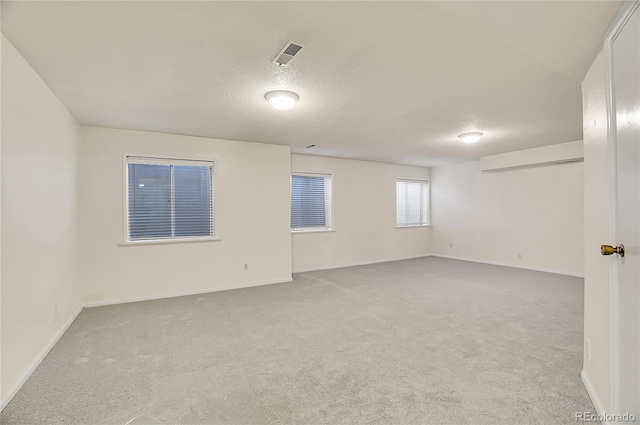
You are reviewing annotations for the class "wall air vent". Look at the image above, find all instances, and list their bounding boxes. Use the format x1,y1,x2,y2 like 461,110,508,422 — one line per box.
273,41,303,66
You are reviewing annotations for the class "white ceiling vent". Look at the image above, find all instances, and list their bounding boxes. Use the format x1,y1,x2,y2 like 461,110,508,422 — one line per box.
272,41,303,66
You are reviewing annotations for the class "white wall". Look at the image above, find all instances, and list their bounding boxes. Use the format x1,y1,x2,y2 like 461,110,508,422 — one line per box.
80,127,292,305
1,35,82,404
291,154,431,272
431,158,584,276
582,49,612,414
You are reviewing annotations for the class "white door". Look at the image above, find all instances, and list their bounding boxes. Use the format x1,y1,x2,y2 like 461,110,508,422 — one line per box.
609,2,640,418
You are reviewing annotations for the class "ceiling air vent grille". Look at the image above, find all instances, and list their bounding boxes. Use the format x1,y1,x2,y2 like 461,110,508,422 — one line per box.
273,41,303,66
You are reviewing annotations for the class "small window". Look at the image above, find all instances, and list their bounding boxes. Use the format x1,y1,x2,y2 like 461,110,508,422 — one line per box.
396,178,429,227
125,156,214,242
291,173,332,231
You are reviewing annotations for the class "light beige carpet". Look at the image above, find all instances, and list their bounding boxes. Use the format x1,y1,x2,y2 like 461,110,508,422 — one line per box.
1,257,593,424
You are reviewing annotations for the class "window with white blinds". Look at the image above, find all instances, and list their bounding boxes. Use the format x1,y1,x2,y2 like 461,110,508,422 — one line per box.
126,156,214,242
396,179,429,227
291,173,333,231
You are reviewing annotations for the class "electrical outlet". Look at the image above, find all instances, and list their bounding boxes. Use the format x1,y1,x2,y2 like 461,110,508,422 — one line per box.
517,253,522,260
586,338,591,361
244,264,248,271
450,243,453,248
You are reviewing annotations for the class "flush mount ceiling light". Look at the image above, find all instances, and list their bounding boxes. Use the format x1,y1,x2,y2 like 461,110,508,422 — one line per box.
458,132,483,144
265,90,299,110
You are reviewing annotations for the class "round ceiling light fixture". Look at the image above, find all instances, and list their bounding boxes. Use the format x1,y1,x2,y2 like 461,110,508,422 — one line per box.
265,90,299,110
458,132,483,144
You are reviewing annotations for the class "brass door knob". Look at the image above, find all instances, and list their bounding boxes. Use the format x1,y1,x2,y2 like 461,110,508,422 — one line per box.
601,244,625,257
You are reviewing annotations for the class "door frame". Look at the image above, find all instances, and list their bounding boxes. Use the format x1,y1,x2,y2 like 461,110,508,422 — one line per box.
604,0,640,414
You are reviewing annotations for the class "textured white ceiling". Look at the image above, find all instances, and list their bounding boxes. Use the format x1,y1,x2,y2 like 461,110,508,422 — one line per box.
1,1,621,167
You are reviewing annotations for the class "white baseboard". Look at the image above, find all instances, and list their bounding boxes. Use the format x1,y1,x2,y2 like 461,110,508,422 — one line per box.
1,306,83,412
581,370,608,424
84,277,294,308
430,254,584,278
293,254,584,278
292,254,433,274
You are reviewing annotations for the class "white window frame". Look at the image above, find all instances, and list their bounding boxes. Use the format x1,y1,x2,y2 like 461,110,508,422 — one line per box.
121,154,219,245
290,171,334,233
396,178,430,228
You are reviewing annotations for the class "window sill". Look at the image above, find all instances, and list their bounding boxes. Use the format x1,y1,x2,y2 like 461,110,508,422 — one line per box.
395,224,432,228
119,237,221,246
291,228,336,234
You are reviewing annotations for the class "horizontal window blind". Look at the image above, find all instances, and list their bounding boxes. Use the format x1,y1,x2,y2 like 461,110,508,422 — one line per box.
126,157,214,241
291,173,332,230
396,179,429,226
